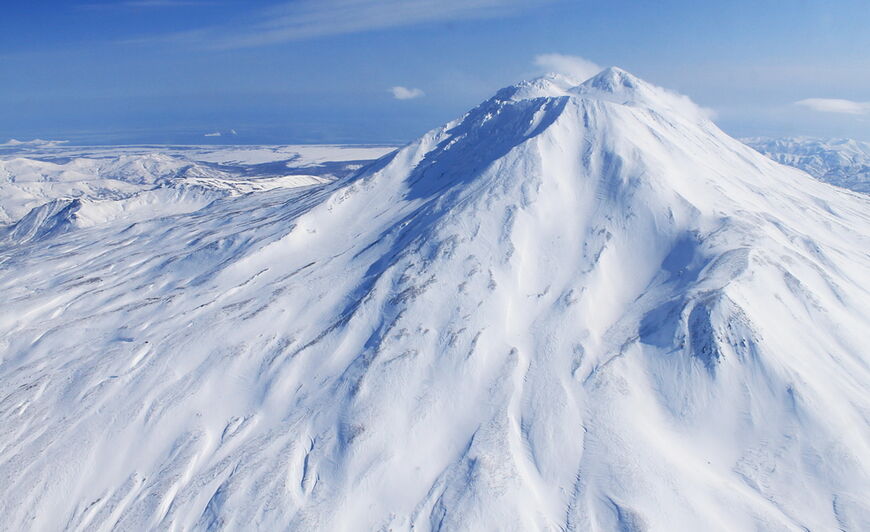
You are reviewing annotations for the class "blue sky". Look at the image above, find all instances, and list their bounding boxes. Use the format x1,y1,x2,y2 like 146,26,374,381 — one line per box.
2,0,869,144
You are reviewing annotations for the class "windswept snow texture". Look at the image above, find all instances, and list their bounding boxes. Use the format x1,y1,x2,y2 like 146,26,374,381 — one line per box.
745,137,870,194
1,70,869,531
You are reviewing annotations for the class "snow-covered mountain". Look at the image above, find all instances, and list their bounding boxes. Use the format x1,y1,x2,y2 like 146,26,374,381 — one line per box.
744,136,870,193
1,68,868,531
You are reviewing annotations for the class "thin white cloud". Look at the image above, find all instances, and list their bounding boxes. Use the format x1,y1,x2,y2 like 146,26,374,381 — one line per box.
390,86,425,100
81,0,211,9
125,0,209,5
796,98,870,115
1,138,68,147
145,0,553,49
533,53,602,82
204,129,238,137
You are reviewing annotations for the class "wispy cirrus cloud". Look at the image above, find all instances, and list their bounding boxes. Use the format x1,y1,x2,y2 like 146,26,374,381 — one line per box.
81,0,213,9
125,0,210,6
796,98,870,115
390,86,425,100
141,0,554,49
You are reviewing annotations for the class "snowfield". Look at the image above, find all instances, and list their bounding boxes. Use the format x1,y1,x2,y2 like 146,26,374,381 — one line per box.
1,68,869,531
0,144,395,227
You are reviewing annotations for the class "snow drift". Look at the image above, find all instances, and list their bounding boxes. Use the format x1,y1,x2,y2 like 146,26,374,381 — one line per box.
1,68,868,531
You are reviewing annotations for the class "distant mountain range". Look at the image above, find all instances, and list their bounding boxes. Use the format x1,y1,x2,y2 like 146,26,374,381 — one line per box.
744,136,870,194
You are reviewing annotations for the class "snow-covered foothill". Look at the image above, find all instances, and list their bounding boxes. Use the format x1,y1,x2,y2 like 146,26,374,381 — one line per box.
0,145,395,227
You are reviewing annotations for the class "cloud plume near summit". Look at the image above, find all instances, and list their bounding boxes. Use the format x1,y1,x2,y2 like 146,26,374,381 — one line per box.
533,53,602,82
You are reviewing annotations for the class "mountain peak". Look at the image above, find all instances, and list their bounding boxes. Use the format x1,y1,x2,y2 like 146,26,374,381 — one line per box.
496,67,646,103
573,66,714,121
580,66,643,92
487,66,712,133
494,72,578,102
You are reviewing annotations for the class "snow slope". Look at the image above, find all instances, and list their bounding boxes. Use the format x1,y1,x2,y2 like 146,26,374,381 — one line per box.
1,69,868,531
744,136,870,193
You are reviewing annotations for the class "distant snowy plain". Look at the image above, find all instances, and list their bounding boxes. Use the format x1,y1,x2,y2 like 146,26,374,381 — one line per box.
1,70,869,531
